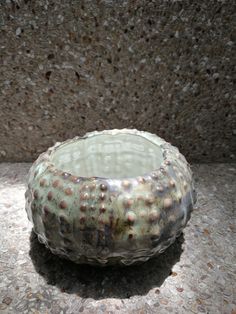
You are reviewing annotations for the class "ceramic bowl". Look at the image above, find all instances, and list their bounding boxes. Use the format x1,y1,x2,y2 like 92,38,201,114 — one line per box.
25,129,196,266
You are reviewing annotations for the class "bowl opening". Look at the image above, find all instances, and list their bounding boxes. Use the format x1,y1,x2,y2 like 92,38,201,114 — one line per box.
51,133,164,179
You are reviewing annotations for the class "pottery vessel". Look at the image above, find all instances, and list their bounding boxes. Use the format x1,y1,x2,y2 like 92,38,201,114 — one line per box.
25,129,196,266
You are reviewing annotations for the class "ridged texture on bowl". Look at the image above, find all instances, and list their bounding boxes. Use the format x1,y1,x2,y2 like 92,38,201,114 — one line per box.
25,129,196,266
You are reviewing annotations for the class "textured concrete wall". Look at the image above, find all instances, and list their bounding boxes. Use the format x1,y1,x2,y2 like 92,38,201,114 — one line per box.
0,0,235,162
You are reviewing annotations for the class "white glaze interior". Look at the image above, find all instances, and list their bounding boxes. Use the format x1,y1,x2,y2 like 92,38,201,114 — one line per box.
51,133,164,178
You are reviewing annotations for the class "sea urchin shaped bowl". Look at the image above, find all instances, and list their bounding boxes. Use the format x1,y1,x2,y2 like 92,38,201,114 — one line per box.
25,129,196,266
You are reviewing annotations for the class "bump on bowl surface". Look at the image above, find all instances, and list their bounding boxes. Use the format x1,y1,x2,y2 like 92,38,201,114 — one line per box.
25,129,196,266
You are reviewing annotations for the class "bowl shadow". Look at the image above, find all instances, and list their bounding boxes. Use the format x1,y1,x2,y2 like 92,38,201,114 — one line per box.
29,230,184,299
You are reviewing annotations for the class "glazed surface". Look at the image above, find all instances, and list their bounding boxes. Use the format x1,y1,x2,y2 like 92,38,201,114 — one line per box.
51,133,164,178
25,129,196,266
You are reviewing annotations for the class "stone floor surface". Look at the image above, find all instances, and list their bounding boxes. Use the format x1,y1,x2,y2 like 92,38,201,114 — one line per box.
0,163,235,314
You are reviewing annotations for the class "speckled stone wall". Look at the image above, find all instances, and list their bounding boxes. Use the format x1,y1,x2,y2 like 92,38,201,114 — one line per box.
0,0,235,162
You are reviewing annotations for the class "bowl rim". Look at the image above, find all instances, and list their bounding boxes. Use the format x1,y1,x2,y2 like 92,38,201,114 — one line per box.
36,129,177,181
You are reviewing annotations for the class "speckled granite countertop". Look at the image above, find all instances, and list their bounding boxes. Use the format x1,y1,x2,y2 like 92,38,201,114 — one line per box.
0,163,235,314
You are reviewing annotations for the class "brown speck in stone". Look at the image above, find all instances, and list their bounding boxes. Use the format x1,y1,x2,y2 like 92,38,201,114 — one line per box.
164,160,171,165
203,228,210,236
176,287,184,292
100,183,107,191
229,224,235,232
155,289,160,294
100,205,106,213
59,200,67,209
80,203,87,212
80,193,89,200
75,71,80,83
40,178,46,187
45,71,52,80
52,180,60,188
47,53,54,60
207,262,214,269
47,191,53,201
33,190,39,199
64,187,73,195
171,271,178,277
159,299,168,305
107,57,112,64
128,233,133,239
69,31,76,41
122,180,131,189
164,198,172,208
169,179,175,188
48,88,54,95
2,296,12,305
99,193,106,201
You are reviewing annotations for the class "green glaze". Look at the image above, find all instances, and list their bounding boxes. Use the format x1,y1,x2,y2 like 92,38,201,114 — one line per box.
51,133,164,178
25,129,196,266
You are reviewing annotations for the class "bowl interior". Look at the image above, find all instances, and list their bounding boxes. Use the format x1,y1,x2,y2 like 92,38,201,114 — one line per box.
51,133,164,179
